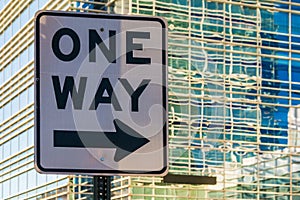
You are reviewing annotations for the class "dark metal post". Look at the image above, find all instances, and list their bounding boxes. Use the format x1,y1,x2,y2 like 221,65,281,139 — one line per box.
93,176,112,200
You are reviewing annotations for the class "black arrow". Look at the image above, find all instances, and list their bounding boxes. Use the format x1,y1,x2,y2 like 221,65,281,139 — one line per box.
54,119,150,162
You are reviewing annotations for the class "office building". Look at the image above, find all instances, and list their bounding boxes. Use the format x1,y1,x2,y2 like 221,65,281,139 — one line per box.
1,0,300,199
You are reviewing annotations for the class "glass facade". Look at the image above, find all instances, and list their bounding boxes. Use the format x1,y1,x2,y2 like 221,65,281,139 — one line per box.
1,0,300,199
0,1,74,199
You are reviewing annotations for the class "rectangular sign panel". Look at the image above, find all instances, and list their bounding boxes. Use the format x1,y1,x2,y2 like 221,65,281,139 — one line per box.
34,11,168,175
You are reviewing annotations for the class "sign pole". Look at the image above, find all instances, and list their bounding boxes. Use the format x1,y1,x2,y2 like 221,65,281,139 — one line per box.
93,176,112,200
93,176,99,199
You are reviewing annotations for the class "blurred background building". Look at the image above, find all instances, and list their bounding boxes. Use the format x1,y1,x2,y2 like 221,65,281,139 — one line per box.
1,0,300,199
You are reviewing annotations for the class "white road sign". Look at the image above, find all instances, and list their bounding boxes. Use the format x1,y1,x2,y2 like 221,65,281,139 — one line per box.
34,11,168,175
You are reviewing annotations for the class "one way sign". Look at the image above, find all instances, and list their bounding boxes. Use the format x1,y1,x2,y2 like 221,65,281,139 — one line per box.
34,11,168,175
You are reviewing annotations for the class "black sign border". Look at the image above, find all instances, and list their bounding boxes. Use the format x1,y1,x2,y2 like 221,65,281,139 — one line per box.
34,10,168,175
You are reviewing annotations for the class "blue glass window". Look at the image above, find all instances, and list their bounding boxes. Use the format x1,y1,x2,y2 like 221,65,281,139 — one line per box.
275,12,289,34
292,14,300,35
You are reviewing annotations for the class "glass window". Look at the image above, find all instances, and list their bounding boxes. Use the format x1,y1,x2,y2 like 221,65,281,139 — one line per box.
29,43,34,61
39,0,49,8
57,178,69,186
0,0,50,44
191,0,202,7
292,3,300,11
0,70,3,85
0,107,3,123
11,57,19,75
10,176,18,195
28,85,34,103
27,170,37,189
20,7,29,28
19,172,28,192
275,12,289,34
11,96,19,115
28,127,34,146
29,0,38,18
0,144,3,161
47,174,57,183
37,172,47,185
12,17,20,35
3,180,10,199
3,27,9,42
3,141,10,159
6,26,12,42
4,101,11,120
11,136,19,155
0,179,2,199
20,48,29,67
292,14,300,35
0,33,4,48
0,0,4,11
4,64,11,81
19,131,28,150
20,89,28,109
